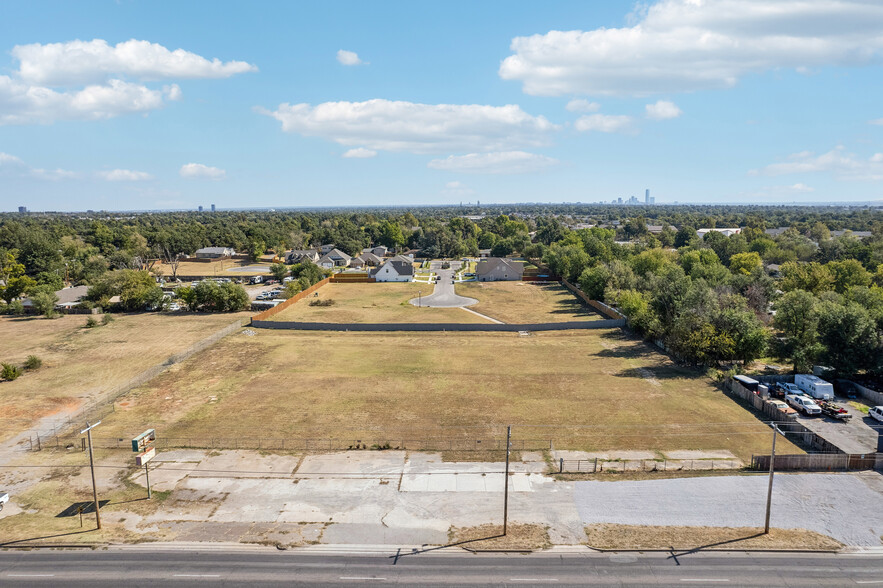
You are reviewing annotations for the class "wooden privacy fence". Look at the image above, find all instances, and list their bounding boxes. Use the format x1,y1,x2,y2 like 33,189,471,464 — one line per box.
250,277,330,321
560,279,626,320
751,453,880,472
558,458,741,474
330,273,375,283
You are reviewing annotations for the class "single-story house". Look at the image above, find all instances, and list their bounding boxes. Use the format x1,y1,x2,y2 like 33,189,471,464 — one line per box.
697,228,742,238
476,257,524,282
362,246,388,258
317,248,352,268
356,252,383,267
478,249,492,258
349,257,365,269
195,247,235,259
764,227,790,238
22,285,90,312
371,258,415,282
285,249,320,264
831,230,873,239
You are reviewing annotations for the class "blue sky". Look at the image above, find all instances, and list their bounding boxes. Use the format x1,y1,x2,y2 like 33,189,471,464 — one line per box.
2,0,883,211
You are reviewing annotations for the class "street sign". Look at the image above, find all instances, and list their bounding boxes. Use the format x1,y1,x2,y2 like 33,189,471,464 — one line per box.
132,429,156,452
135,447,155,466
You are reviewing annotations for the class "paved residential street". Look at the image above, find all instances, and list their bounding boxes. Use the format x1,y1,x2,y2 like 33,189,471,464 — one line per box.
410,262,477,308
0,549,882,587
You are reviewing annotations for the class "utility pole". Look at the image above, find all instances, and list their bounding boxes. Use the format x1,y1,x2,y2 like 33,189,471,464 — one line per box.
80,421,102,530
503,425,511,536
764,423,780,534
145,463,152,499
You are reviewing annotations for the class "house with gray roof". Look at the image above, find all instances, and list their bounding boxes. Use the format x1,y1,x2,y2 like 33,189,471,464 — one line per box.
371,258,414,282
195,246,235,259
317,248,352,269
356,252,383,266
285,249,320,264
475,257,524,282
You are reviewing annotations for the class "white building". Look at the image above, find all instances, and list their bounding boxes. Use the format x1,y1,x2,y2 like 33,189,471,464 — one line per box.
371,258,415,282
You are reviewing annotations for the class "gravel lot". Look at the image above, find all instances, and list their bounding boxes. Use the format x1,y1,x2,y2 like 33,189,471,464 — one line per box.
574,473,883,546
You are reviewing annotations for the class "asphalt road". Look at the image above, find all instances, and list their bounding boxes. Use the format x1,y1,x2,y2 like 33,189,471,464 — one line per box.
0,549,881,586
410,262,477,308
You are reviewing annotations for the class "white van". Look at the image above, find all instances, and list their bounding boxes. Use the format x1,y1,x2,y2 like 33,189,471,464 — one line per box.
869,406,883,423
794,374,834,401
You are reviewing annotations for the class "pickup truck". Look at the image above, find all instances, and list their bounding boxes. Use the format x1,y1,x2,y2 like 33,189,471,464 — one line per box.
817,400,852,421
786,394,822,415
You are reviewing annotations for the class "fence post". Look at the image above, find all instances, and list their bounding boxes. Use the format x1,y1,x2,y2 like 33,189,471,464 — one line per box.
593,457,598,473
559,458,563,473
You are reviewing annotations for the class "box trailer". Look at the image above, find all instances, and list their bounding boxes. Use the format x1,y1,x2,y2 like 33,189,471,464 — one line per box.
794,374,834,400
733,375,760,392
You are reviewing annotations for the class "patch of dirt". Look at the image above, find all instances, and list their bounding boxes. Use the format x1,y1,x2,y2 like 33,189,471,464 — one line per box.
449,523,550,550
584,524,842,551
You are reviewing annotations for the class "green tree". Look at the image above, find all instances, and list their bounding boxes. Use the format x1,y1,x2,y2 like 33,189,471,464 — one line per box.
0,250,36,303
28,284,58,317
270,263,290,282
728,252,763,275
781,261,834,294
826,259,871,294
816,300,881,375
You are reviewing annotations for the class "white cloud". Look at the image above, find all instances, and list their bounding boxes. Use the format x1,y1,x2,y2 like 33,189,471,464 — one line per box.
443,180,475,196
342,147,377,158
574,114,635,134
179,163,226,180
0,77,168,124
30,167,79,181
500,0,883,96
870,118,883,126
12,39,257,85
427,151,559,174
750,147,883,181
336,50,366,66
645,100,682,120
97,169,153,181
0,152,25,167
565,99,600,112
259,99,558,154
789,183,815,192
0,39,254,125
0,152,77,180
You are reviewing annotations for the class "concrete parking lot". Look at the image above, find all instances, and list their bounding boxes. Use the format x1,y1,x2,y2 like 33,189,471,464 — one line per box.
794,401,880,454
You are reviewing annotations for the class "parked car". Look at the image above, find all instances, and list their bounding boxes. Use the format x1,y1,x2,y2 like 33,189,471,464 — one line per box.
869,406,883,423
786,394,822,416
0,491,8,511
767,399,797,416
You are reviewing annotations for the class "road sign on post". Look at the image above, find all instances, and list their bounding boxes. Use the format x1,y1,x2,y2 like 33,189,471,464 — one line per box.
132,429,157,499
131,429,156,452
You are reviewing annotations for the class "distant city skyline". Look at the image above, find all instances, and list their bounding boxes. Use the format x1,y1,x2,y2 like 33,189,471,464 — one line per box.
3,1,883,211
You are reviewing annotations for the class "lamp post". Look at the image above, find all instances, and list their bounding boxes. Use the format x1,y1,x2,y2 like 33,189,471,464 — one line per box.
418,290,422,308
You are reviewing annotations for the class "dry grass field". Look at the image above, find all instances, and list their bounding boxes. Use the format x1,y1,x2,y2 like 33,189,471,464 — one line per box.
92,328,798,461
456,282,602,324
0,312,250,442
159,258,270,278
270,282,488,323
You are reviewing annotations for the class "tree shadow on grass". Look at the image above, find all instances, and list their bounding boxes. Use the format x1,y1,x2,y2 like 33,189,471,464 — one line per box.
614,366,693,381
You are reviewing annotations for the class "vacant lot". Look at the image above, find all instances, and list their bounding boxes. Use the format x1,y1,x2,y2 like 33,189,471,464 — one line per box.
162,258,270,278
456,282,601,324
92,328,796,461
0,312,250,442
270,282,488,323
